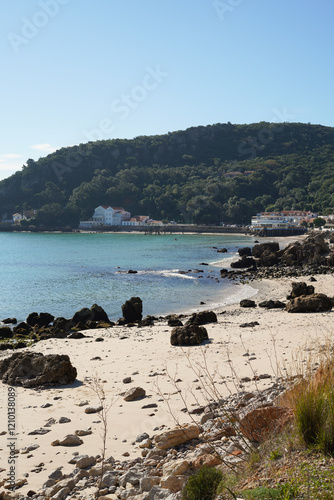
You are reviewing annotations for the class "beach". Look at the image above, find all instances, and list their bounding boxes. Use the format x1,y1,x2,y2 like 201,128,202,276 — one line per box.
1,258,333,496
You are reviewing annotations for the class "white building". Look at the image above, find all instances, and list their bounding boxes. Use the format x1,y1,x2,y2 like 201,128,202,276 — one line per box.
122,215,150,227
79,205,131,228
251,210,317,229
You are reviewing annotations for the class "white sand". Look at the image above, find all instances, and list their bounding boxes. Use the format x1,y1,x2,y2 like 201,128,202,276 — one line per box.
1,263,333,494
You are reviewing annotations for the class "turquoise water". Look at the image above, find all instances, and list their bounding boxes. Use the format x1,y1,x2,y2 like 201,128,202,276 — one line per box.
0,232,256,322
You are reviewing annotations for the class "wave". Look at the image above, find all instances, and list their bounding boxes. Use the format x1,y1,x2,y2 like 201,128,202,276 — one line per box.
137,269,197,280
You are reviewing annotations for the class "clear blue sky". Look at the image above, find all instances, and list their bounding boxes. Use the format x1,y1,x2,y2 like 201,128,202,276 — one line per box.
0,0,333,180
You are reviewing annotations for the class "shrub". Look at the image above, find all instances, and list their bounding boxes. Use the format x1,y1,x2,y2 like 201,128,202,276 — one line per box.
182,466,224,500
295,363,334,455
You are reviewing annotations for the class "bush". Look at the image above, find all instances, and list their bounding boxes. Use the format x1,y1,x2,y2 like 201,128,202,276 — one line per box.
182,466,224,500
295,363,334,455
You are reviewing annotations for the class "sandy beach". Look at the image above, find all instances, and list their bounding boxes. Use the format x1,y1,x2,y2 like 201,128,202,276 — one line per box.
1,259,333,496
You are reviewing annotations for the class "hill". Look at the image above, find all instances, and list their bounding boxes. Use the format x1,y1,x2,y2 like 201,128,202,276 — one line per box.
1,121,334,227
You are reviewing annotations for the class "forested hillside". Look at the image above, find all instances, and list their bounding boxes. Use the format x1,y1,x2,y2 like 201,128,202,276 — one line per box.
1,121,334,227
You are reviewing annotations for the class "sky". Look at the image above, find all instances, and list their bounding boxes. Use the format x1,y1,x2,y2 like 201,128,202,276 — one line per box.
0,0,333,180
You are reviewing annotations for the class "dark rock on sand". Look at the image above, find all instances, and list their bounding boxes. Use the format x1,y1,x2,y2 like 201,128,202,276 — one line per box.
286,293,333,313
252,242,280,258
258,300,285,309
239,321,260,328
138,316,155,327
72,308,95,324
13,322,32,335
168,317,183,327
124,387,146,401
287,281,315,299
121,297,143,323
240,299,257,308
186,310,217,326
171,324,208,346
0,351,77,387
231,256,256,269
238,247,252,257
90,304,110,323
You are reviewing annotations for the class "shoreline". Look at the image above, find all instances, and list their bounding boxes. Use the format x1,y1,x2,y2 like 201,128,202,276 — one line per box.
1,270,334,496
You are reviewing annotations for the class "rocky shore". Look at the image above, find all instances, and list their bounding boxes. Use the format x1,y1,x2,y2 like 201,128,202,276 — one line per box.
0,231,334,499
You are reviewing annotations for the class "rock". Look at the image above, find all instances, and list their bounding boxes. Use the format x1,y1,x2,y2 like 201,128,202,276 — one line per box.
28,428,51,435
72,308,95,324
155,424,200,450
240,299,256,308
163,459,189,477
138,315,155,327
160,475,186,493
100,471,118,488
287,281,315,299
67,332,86,339
260,250,279,267
124,386,146,401
0,327,13,339
239,405,293,443
2,318,17,325
52,317,75,332
167,317,183,327
75,455,96,469
121,296,143,323
59,416,71,423
217,248,227,253
136,432,150,443
123,376,132,384
231,256,257,269
170,324,208,346
90,303,110,322
84,405,103,414
252,242,279,258
13,322,32,335
192,454,222,469
52,434,83,446
186,310,217,326
140,476,161,492
239,321,259,328
238,247,252,257
258,300,285,309
75,428,92,436
0,352,77,387
26,312,54,327
286,293,333,313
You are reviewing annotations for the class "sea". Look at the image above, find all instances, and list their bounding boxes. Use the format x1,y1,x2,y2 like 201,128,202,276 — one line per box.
0,231,259,323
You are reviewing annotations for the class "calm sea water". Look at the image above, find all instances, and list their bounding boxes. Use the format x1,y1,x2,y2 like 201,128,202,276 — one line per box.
0,232,257,322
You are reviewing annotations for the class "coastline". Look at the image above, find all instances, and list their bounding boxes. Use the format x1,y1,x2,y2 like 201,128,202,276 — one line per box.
3,232,334,496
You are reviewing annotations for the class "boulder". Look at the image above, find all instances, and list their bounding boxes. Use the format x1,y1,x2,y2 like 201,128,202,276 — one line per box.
240,299,256,308
53,317,75,332
72,308,95,324
52,434,83,446
286,293,333,313
239,405,293,442
186,310,217,326
168,316,183,327
231,256,256,269
170,325,208,346
155,424,200,450
121,296,143,323
138,315,155,327
260,250,279,267
0,327,13,339
217,248,227,253
252,242,279,258
287,281,315,299
0,352,77,387
13,322,32,335
238,247,252,257
90,303,110,323
124,386,146,401
2,318,17,325
192,454,222,469
258,300,285,309
26,312,54,328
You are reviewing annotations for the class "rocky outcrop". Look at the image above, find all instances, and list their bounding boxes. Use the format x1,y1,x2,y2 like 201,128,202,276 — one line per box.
170,325,208,346
0,326,14,338
252,242,280,258
121,296,143,323
238,247,252,257
231,256,256,269
186,310,217,326
239,405,293,443
258,300,285,309
286,293,333,313
0,351,77,387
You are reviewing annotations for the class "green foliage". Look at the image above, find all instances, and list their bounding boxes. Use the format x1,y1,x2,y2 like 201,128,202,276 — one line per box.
295,366,334,455
241,482,299,499
313,217,326,228
0,122,334,226
182,466,224,500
